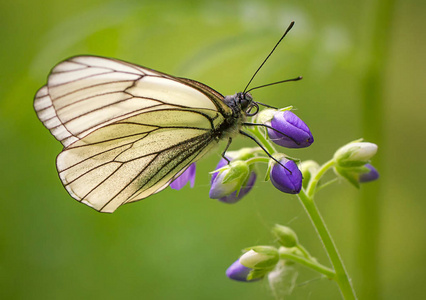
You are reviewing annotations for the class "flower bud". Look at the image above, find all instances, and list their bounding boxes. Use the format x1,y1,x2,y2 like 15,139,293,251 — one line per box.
359,164,380,183
210,158,256,203
272,224,298,248
334,141,378,167
266,110,314,148
226,260,262,282
270,159,303,194
239,246,279,269
170,163,196,190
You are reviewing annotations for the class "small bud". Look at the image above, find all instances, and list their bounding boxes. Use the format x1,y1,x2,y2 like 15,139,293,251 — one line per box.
226,260,262,282
334,141,378,167
239,246,279,269
266,110,314,148
272,224,298,248
270,158,303,194
359,164,380,183
170,163,196,190
210,158,256,203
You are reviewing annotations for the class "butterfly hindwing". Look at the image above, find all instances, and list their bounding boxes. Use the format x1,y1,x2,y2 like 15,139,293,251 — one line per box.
58,123,216,212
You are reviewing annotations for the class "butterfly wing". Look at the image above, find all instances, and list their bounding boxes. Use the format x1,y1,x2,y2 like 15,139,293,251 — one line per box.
34,56,232,213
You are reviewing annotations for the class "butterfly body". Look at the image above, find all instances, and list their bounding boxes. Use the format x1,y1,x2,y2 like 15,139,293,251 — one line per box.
34,55,252,212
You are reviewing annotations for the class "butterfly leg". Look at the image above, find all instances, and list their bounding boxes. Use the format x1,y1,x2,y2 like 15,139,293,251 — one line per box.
239,130,291,173
221,138,232,164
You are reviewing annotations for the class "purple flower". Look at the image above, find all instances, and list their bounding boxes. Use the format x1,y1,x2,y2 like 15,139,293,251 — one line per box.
359,164,379,183
170,163,196,190
209,158,256,203
226,260,262,282
267,111,313,148
270,159,302,194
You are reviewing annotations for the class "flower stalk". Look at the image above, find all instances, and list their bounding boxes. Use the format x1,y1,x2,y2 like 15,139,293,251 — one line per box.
298,190,356,299
279,251,335,279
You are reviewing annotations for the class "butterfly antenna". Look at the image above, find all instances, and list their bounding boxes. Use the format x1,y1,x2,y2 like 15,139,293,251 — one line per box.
242,21,295,94
255,102,278,109
246,76,302,93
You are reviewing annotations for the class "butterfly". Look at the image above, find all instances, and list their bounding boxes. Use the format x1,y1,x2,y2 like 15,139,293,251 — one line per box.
34,22,297,213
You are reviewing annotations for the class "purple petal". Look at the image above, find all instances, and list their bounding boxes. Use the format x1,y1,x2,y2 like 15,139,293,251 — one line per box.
217,172,256,204
267,111,313,148
226,260,261,282
170,163,196,190
210,158,229,184
270,159,302,194
359,164,380,183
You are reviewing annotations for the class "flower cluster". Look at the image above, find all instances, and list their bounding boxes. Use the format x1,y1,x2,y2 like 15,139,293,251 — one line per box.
209,109,313,203
167,106,380,292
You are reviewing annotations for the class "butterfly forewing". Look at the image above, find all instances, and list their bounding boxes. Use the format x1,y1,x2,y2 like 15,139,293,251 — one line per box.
35,55,233,212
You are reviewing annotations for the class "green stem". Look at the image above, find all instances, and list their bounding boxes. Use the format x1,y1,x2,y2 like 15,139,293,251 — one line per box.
279,251,335,279
298,190,357,299
296,244,312,259
306,159,335,197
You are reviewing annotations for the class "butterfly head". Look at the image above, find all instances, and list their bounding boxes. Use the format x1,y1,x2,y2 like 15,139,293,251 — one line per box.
239,92,259,116
224,92,259,117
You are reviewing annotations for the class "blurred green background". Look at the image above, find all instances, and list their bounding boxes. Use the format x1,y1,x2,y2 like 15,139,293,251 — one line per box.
1,0,425,299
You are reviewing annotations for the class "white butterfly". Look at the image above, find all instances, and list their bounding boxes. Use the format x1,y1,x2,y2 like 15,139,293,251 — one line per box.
34,55,255,213
34,22,297,213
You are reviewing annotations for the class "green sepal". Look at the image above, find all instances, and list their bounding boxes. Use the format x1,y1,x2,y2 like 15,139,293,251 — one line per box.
278,105,293,112
334,166,360,188
221,161,249,184
246,268,271,281
334,165,372,189
337,157,371,168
